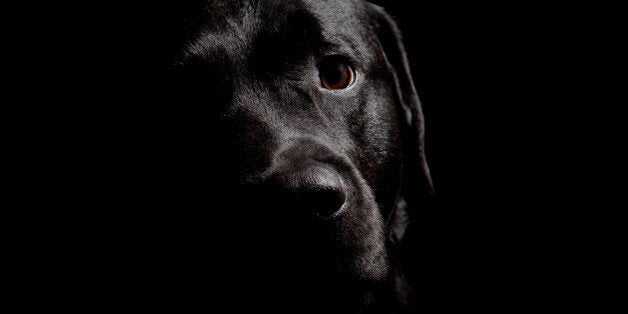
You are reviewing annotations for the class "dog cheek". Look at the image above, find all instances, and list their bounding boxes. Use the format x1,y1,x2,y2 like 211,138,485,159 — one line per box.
348,88,404,213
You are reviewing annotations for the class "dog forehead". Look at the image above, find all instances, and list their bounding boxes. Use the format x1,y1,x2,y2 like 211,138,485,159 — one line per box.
183,1,262,60
183,0,371,63
199,0,363,29
302,0,375,59
301,0,368,33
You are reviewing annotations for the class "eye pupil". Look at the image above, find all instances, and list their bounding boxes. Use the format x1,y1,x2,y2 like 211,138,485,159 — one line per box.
320,56,355,90
326,63,345,84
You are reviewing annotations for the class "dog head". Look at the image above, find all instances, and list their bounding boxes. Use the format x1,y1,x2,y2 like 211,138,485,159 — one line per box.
172,0,432,311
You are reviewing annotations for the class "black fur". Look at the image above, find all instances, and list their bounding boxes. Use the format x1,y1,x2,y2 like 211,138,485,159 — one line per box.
162,1,433,312
72,1,432,313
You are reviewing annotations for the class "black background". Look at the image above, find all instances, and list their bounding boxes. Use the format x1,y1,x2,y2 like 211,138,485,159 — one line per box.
19,0,613,312
370,1,612,312
373,1,556,311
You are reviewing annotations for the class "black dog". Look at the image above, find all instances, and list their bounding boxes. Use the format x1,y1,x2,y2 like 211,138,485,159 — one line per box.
155,1,433,312
73,0,431,313
156,0,435,312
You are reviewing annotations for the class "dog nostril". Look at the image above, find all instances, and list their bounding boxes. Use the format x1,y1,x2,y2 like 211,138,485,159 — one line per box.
268,165,347,217
297,186,346,217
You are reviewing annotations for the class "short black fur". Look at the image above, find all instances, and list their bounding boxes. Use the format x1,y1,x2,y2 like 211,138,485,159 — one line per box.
69,1,433,313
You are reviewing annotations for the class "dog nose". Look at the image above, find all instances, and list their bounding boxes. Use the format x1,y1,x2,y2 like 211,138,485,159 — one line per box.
265,164,346,217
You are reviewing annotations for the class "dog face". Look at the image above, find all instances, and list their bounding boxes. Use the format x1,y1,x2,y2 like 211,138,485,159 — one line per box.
173,0,432,311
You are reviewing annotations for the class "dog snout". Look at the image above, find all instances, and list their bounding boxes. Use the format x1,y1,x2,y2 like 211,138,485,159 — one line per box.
266,164,346,217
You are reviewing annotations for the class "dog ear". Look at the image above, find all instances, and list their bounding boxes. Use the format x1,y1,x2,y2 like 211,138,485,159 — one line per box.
366,4,434,213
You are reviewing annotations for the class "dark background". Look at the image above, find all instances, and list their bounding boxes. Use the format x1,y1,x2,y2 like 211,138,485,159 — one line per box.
370,1,613,312
21,0,612,312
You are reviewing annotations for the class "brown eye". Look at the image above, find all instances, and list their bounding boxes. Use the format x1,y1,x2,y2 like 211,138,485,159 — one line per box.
319,56,355,90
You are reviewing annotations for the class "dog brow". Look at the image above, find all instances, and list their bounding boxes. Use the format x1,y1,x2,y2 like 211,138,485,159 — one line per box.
182,4,325,75
248,8,324,73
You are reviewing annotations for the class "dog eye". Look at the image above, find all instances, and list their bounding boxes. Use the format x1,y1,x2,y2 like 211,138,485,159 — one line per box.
319,56,355,90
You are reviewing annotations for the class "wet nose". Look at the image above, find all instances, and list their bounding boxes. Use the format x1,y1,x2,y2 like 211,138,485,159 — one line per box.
264,163,346,217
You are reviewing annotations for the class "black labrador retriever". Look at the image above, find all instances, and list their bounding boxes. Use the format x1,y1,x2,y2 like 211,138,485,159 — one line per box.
125,0,433,313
